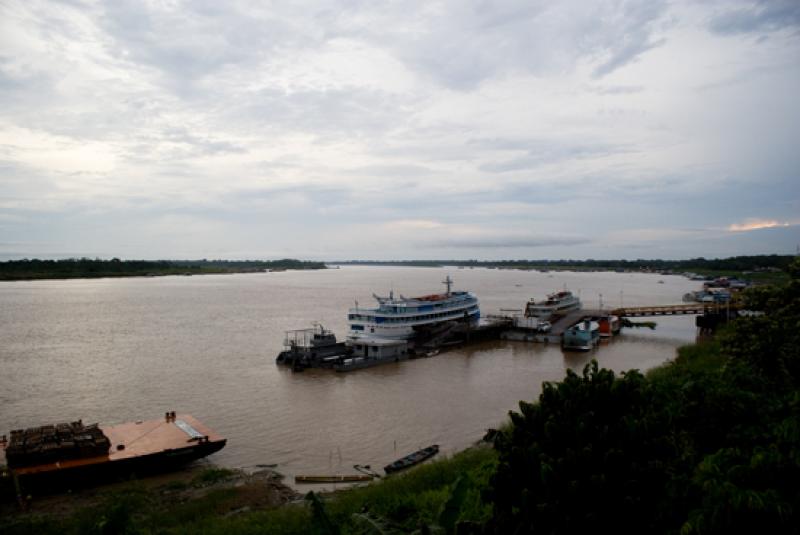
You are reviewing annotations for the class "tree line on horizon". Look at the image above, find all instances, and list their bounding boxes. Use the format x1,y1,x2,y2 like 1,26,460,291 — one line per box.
0,258,326,280
336,254,794,272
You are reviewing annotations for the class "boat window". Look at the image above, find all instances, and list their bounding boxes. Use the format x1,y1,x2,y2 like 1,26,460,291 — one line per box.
351,325,364,330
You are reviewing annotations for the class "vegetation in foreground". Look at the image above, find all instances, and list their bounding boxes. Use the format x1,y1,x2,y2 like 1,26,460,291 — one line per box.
3,259,798,533
0,258,326,280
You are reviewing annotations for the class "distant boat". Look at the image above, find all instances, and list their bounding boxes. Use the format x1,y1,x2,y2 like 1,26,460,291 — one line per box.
384,445,439,474
525,290,581,319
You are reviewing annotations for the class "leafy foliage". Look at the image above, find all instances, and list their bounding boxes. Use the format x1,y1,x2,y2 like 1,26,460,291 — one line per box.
486,258,800,534
487,362,677,534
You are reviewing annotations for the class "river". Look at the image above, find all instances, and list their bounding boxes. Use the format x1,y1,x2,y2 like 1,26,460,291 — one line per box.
0,266,699,483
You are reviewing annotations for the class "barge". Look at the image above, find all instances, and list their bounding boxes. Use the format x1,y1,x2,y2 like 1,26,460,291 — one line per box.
1,412,226,487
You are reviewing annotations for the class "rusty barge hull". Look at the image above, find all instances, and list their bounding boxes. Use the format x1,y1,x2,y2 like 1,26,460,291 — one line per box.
2,414,226,486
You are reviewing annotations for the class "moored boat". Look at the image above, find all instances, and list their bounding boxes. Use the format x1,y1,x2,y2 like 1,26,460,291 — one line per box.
347,277,479,342
597,315,621,338
562,320,600,351
334,338,411,372
383,445,439,474
1,412,226,485
525,290,581,319
276,324,348,368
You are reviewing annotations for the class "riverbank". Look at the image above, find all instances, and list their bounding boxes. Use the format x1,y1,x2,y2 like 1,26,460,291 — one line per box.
0,466,299,533
1,447,497,534
0,258,326,281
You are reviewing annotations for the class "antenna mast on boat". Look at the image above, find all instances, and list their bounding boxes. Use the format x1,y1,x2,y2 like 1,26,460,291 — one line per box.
443,275,453,296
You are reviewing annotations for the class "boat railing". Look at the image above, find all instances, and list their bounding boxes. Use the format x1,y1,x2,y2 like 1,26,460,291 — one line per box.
283,324,332,348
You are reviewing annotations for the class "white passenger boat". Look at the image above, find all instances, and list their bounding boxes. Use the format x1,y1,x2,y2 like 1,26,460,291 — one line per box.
525,290,581,319
346,276,480,341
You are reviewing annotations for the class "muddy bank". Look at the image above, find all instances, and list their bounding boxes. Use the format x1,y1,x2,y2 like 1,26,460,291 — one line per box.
0,465,299,521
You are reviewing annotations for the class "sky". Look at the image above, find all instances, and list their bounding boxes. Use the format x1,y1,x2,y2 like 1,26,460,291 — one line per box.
0,0,798,261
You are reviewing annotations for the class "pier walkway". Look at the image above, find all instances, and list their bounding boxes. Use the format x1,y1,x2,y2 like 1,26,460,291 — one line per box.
610,303,738,318
513,303,733,338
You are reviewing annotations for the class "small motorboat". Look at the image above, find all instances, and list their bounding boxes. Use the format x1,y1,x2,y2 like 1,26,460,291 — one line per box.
383,445,440,474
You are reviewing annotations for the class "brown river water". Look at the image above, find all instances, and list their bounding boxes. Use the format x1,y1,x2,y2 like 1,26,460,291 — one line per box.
0,266,699,485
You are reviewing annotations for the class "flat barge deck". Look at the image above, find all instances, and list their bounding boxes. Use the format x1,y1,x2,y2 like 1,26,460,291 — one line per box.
1,413,226,485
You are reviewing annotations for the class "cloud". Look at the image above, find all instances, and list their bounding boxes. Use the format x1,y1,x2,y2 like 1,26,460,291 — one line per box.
0,1,798,260
728,218,792,232
708,0,800,36
477,139,628,173
430,235,593,249
588,1,669,78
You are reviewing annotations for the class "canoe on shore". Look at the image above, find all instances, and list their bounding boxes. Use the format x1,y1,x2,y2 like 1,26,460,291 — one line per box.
294,474,373,484
383,445,440,474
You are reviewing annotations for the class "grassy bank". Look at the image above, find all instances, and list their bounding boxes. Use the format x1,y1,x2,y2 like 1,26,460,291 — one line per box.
1,447,497,534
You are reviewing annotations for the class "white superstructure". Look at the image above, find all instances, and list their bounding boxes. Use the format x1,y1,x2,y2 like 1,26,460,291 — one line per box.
347,276,480,341
525,290,581,319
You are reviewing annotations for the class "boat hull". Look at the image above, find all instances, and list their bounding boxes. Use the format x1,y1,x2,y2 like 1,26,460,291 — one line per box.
562,321,600,351
383,445,439,474
2,414,227,491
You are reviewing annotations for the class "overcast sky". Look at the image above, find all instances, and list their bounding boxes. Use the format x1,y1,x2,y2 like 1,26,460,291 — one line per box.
1,0,798,260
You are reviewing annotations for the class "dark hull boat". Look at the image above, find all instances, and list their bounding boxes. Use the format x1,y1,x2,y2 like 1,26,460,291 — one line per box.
2,413,226,490
383,445,439,474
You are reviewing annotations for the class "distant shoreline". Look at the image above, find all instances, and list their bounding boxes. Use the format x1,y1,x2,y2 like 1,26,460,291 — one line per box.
0,255,792,282
0,258,327,282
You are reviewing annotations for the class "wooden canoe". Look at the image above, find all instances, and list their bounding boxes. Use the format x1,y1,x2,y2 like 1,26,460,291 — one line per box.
295,474,373,484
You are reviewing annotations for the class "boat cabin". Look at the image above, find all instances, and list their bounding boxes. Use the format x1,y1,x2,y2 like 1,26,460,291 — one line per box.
347,338,409,359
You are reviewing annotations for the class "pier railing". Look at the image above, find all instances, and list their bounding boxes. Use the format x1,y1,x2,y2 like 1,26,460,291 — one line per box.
610,303,740,318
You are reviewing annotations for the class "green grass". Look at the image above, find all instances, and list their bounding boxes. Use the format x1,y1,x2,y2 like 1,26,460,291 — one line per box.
322,445,497,533
646,338,728,387
0,447,498,535
191,467,237,486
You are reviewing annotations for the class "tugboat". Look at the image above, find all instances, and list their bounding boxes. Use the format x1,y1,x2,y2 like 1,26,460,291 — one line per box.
276,324,348,369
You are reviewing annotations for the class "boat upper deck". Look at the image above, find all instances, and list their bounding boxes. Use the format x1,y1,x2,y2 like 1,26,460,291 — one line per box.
2,413,225,476
351,291,477,316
